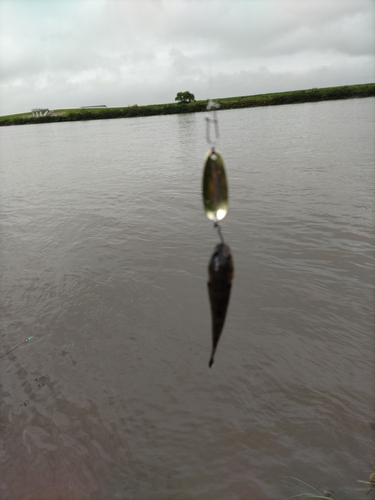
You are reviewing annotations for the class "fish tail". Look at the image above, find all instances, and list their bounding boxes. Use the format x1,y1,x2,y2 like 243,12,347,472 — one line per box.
209,351,215,368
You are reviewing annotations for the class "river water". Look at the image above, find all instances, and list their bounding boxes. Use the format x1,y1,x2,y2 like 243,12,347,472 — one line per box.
0,98,374,500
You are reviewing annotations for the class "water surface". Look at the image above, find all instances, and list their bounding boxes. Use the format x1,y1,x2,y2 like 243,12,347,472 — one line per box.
1,98,374,500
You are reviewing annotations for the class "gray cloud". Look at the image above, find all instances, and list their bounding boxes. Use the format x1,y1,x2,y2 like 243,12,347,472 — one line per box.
0,0,374,115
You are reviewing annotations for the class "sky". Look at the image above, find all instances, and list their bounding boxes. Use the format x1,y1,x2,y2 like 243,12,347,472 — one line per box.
0,0,374,116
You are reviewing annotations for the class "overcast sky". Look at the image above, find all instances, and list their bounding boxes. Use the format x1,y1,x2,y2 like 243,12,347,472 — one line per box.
0,0,374,115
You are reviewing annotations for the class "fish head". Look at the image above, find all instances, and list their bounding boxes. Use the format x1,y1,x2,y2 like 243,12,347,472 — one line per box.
208,243,234,282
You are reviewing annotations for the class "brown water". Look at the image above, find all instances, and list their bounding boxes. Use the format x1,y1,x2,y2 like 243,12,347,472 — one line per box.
1,98,374,500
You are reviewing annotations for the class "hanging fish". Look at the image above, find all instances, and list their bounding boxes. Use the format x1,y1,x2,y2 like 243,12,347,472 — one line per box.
207,242,234,367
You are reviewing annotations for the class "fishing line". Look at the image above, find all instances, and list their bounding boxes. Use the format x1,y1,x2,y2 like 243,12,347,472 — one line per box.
205,99,220,150
0,337,33,360
202,87,234,367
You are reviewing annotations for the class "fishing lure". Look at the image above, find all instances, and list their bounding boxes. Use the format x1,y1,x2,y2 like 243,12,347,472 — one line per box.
203,100,234,368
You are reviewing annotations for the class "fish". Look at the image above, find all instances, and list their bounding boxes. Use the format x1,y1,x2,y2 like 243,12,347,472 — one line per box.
207,242,234,367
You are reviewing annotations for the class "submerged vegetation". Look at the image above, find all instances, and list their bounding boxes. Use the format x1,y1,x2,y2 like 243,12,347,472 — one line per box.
287,462,375,499
1,83,374,127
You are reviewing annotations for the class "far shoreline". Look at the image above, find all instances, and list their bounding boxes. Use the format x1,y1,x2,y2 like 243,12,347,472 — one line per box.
1,83,374,127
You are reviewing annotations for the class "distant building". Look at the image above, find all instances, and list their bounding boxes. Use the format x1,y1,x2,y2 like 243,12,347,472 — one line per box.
80,105,107,108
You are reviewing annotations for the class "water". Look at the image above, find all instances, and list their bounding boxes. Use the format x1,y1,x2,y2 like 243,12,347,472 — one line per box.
0,98,374,500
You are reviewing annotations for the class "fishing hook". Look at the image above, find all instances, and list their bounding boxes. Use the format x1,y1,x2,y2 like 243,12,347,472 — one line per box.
214,221,225,244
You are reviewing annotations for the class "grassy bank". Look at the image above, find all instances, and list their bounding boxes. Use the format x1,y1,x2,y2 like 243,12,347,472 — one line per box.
1,83,374,127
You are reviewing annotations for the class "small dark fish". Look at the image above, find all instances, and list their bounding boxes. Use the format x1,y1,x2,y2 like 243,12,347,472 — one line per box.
207,242,234,367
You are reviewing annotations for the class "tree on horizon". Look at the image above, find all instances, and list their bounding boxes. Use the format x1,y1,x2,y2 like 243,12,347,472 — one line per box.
175,91,195,104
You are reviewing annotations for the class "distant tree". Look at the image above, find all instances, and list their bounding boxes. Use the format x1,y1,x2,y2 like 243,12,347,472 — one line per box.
175,91,195,104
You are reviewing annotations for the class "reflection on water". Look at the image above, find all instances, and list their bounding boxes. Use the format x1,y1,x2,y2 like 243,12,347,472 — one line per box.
0,98,374,499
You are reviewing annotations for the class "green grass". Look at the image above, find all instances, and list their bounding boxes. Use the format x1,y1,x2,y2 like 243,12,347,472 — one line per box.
1,83,374,126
